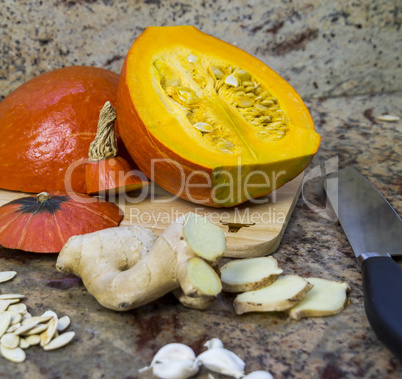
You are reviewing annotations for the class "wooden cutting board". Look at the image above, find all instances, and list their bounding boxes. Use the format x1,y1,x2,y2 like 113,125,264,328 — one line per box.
0,173,303,258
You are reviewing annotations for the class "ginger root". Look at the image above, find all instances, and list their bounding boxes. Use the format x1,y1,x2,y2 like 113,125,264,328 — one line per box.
220,256,283,293
56,213,225,311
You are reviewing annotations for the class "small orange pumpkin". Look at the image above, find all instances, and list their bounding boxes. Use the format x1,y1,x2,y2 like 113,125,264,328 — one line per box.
0,66,138,194
0,192,123,253
85,102,149,195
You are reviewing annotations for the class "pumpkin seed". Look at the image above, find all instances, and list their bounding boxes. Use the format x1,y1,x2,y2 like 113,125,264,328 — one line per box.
217,140,235,153
19,338,30,349
7,303,27,314
0,300,12,313
178,88,198,105
0,271,17,283
225,74,239,87
1,333,20,349
210,66,224,79
41,310,58,319
268,121,285,129
6,323,20,333
0,313,11,338
22,315,53,326
261,116,272,123
24,323,48,335
377,114,400,122
24,334,40,346
254,104,268,112
187,54,198,63
42,331,75,351
3,311,23,325
236,97,254,108
14,322,40,336
242,81,254,87
235,70,250,81
0,294,25,300
254,85,263,95
260,99,274,107
194,122,214,133
0,345,26,363
40,317,58,347
57,316,71,332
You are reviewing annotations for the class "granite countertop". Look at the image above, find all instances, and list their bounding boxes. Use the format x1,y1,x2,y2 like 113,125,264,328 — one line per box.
1,0,401,378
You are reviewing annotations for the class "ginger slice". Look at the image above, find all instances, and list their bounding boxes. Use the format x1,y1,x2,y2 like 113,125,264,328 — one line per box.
233,275,312,315
183,212,226,263
288,278,350,321
220,256,283,293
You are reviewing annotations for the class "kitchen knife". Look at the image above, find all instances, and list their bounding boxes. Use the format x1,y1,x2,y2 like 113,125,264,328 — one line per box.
324,167,402,360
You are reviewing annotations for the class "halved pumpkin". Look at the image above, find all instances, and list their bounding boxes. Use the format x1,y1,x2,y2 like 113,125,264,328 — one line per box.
117,26,320,207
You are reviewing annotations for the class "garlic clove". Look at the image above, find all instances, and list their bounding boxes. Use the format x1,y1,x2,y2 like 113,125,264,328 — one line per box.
203,338,224,350
152,359,200,379
150,343,196,366
242,371,274,379
196,347,245,378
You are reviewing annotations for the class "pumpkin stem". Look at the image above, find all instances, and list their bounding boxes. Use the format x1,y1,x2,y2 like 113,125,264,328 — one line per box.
37,192,51,203
88,101,118,162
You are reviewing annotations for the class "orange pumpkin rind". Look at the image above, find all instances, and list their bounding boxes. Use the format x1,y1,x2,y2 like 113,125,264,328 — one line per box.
117,26,320,207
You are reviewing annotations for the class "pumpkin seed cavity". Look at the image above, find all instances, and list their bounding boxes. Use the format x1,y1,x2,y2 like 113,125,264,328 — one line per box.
153,49,289,155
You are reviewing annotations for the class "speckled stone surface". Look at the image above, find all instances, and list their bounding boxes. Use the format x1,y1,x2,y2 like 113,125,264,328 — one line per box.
1,0,402,377
0,0,401,100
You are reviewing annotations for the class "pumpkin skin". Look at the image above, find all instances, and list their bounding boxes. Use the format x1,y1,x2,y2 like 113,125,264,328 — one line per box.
0,66,134,194
0,192,123,253
117,26,320,207
85,157,149,195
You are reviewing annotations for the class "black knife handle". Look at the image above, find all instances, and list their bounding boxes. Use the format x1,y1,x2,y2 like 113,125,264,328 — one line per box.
362,256,402,360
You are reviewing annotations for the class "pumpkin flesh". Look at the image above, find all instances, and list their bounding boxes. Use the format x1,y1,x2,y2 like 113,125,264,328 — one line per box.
117,26,320,207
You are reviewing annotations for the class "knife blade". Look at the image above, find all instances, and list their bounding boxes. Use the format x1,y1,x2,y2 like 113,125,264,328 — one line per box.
324,167,402,360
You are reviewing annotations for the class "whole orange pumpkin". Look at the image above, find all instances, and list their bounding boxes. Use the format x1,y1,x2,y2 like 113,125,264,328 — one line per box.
0,66,133,193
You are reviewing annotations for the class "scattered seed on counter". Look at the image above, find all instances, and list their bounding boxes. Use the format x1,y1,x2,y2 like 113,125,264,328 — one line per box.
24,335,40,346
0,271,75,363
0,271,17,283
0,345,26,363
19,338,30,349
42,332,75,351
57,316,71,332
